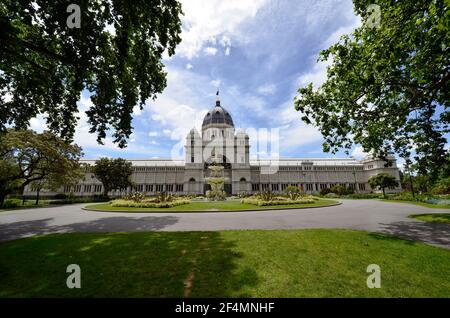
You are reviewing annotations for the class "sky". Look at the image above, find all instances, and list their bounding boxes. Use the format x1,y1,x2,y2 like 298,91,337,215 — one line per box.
31,0,367,161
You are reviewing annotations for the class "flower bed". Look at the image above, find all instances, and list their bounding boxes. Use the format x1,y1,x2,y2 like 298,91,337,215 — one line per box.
111,199,191,208
241,195,318,206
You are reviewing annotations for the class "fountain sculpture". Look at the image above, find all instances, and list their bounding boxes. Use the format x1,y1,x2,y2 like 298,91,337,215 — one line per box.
205,155,228,201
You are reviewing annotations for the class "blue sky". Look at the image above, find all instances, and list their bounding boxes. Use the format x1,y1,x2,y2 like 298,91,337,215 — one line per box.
32,0,366,161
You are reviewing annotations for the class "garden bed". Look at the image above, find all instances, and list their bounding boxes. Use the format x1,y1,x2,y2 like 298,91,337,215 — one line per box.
85,199,340,212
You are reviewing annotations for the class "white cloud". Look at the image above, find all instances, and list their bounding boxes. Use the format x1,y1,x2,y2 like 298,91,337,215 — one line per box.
219,35,231,47
204,46,218,56
3,92,13,103
210,79,221,88
351,146,367,159
142,67,212,143
71,95,159,156
322,12,361,48
225,47,231,56
298,3,361,89
274,100,323,150
297,58,332,89
186,63,193,70
148,131,158,137
279,122,323,149
177,0,267,59
133,105,143,116
29,115,47,132
257,83,277,95
227,85,266,114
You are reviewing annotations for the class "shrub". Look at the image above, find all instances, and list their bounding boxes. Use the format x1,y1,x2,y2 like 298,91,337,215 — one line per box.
319,188,332,196
1,199,21,208
341,193,381,199
386,192,450,206
49,195,110,205
284,185,301,200
431,177,450,195
156,191,174,203
241,194,318,206
122,192,146,202
54,193,68,200
330,185,346,195
325,193,339,198
111,199,190,208
237,192,250,198
254,191,275,201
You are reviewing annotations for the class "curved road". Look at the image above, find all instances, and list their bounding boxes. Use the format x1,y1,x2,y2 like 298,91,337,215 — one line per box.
0,200,449,249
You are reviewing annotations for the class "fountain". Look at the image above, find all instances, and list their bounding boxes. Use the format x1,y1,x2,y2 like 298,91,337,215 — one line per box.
205,155,228,201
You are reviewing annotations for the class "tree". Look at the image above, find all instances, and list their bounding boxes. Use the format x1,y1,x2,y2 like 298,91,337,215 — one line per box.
295,0,449,182
368,173,399,198
330,184,353,196
431,176,450,194
0,129,83,206
0,0,182,147
29,164,84,205
92,158,133,196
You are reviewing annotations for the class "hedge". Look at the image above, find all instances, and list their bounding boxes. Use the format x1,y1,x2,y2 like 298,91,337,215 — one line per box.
110,199,191,208
241,198,316,206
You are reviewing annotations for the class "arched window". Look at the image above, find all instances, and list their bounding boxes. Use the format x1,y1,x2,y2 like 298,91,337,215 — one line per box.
240,177,246,182
189,178,196,182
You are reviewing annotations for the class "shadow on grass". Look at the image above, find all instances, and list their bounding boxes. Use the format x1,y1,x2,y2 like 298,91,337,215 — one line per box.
0,216,179,242
377,220,450,249
0,231,257,297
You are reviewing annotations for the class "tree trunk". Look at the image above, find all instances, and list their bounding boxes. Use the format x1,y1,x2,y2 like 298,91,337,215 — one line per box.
382,187,386,198
0,192,6,208
409,173,415,199
35,188,40,205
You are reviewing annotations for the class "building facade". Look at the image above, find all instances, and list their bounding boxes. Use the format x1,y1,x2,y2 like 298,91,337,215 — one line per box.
25,95,402,197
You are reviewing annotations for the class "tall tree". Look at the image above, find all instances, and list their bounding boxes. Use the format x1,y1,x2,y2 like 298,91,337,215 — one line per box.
295,0,449,181
92,158,133,196
29,164,84,205
368,173,399,198
0,0,182,147
0,129,83,206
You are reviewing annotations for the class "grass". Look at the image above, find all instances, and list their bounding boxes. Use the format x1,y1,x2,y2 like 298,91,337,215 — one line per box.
0,229,449,298
409,213,450,224
380,199,450,209
0,200,53,212
85,199,339,212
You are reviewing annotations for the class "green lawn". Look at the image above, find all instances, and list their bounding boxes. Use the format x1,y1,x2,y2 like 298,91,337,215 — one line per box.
409,213,450,224
0,200,52,212
85,199,339,212
380,199,450,209
0,229,449,297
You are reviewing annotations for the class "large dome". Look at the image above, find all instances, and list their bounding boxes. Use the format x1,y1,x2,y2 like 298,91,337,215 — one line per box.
202,99,234,128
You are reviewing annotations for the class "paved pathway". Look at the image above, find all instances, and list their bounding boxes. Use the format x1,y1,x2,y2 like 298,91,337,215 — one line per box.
1,200,449,248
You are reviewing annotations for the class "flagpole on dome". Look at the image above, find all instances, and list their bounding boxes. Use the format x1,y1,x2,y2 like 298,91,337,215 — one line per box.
216,89,220,106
